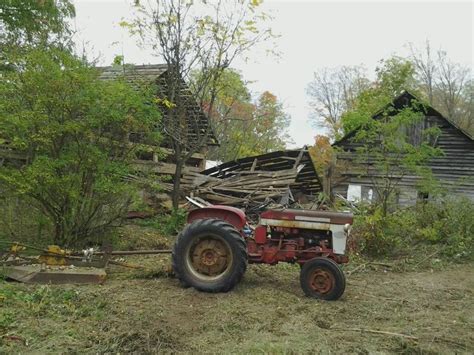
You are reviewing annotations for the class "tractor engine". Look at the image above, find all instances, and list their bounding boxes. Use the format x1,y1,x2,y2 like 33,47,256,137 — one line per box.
246,209,352,265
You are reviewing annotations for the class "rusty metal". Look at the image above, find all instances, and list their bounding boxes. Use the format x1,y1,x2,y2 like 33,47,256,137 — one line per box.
309,269,335,294
177,205,352,299
38,245,69,266
187,206,247,231
107,259,144,269
190,238,230,276
261,209,354,225
0,240,175,285
87,249,171,256
5,265,107,284
10,243,26,254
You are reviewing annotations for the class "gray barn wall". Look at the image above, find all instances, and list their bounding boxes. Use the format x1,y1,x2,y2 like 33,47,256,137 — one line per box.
332,114,474,206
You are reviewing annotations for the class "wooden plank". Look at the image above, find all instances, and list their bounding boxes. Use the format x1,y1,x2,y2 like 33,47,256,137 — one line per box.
133,161,201,175
292,148,306,169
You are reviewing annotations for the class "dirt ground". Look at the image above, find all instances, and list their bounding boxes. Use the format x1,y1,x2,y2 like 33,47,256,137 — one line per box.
1,252,473,354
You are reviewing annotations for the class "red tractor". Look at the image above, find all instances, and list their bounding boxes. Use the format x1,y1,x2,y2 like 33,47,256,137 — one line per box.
172,206,353,300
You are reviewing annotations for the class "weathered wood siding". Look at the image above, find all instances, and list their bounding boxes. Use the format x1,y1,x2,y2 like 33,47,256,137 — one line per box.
427,115,474,199
332,113,474,206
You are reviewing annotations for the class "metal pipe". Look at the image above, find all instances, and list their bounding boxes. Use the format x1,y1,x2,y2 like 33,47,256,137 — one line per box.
93,250,172,255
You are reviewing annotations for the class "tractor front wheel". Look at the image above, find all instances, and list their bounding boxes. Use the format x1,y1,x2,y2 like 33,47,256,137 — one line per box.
299,257,346,300
172,218,247,293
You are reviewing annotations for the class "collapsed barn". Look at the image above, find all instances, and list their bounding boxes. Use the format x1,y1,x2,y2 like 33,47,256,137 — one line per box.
99,64,220,207
180,147,323,212
98,64,218,174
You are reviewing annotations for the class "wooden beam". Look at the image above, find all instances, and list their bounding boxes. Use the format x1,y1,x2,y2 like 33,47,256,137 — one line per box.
250,158,258,172
133,160,201,175
292,148,306,169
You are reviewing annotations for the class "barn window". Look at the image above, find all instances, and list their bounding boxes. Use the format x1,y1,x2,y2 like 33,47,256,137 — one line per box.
347,184,374,202
347,184,361,201
417,191,429,202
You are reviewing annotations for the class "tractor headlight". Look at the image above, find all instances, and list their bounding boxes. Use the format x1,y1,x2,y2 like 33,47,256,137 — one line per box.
343,223,351,234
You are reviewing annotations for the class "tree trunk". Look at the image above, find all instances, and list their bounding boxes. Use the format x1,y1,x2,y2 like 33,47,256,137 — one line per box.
381,193,389,217
172,158,184,210
54,220,65,246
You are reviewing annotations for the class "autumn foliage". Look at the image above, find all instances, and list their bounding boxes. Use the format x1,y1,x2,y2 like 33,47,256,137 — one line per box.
309,135,334,176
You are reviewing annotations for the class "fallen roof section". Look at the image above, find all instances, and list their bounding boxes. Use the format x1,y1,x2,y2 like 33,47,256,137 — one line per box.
182,147,323,208
203,147,322,194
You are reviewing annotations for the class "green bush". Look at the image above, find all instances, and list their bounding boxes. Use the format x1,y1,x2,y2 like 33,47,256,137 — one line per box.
351,197,474,260
351,206,400,257
137,209,187,236
0,48,161,246
0,195,54,245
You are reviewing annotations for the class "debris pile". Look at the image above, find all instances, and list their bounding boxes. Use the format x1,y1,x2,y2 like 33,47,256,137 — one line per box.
182,147,323,211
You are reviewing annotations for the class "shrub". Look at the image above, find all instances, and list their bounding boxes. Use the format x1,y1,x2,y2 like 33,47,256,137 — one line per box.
0,195,54,245
138,209,187,236
0,49,161,246
350,196,474,260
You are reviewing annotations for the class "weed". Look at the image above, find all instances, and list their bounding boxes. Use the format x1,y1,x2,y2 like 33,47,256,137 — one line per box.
350,196,474,260
137,209,187,236
0,310,15,331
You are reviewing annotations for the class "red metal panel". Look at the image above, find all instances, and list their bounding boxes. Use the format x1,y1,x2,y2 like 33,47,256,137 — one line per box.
260,210,295,220
254,226,267,244
187,205,247,230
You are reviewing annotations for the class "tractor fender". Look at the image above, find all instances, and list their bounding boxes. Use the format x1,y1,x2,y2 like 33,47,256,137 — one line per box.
187,206,247,231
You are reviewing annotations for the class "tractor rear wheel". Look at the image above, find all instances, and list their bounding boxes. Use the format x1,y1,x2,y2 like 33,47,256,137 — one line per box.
299,257,346,300
172,218,247,293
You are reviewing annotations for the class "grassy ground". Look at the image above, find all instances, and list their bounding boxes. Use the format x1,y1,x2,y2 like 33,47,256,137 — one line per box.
1,226,473,354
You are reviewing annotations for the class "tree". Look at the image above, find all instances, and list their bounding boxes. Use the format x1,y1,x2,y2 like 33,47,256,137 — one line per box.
0,0,74,70
309,135,333,176
341,56,417,134
128,0,273,209
307,65,369,139
459,79,474,133
192,68,253,161
408,41,472,135
408,40,437,105
0,49,161,246
339,59,440,215
251,91,291,153
0,0,73,44
435,50,470,125
193,69,291,162
352,106,441,215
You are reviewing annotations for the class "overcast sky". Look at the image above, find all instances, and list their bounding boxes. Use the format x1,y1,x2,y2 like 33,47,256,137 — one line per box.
73,0,473,148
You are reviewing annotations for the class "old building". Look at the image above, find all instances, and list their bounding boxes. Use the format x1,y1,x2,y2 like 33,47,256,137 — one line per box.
98,64,221,208
1,64,217,178
332,91,474,206
98,64,218,176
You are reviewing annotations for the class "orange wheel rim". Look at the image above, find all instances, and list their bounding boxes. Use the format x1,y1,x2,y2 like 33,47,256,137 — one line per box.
185,235,232,280
309,269,334,294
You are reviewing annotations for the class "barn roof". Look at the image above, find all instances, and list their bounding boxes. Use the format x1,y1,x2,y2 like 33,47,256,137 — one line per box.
98,64,168,84
97,64,218,146
334,90,473,146
202,147,323,196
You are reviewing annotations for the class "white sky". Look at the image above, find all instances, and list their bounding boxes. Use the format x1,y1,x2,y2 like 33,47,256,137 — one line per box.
73,0,473,148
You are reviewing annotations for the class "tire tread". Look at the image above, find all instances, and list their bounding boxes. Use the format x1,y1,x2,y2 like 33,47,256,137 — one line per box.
172,218,247,293
299,257,346,301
